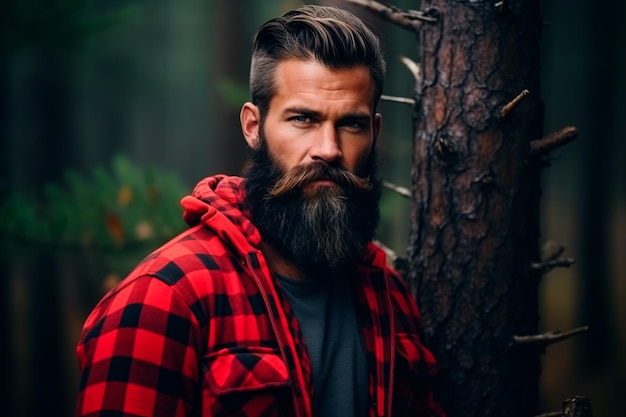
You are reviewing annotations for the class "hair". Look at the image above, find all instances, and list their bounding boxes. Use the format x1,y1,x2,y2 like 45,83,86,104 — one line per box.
249,5,386,117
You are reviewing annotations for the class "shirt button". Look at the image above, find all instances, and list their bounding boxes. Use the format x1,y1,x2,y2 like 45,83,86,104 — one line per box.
364,319,373,328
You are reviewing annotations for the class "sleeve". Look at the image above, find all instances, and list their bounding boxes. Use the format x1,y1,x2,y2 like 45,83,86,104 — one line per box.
388,270,446,417
75,276,201,417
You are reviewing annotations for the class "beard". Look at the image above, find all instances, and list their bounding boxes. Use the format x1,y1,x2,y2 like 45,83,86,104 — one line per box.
243,138,382,272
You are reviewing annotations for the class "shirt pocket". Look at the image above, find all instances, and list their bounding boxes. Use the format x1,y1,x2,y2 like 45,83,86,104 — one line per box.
201,346,292,417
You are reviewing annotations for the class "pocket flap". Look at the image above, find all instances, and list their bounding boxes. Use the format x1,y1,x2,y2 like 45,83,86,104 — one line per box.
203,347,291,395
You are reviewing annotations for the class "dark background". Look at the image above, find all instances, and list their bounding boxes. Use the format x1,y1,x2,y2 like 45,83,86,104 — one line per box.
1,1,623,416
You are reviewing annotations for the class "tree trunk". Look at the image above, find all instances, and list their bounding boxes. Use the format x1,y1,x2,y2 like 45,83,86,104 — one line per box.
409,1,544,417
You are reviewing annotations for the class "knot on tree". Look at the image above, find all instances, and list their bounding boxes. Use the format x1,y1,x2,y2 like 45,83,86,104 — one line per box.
434,133,461,167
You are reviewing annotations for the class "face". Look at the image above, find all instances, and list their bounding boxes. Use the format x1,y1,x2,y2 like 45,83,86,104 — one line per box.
241,59,383,271
241,59,382,183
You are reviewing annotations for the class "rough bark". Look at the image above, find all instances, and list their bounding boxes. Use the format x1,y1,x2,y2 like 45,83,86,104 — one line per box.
409,1,544,417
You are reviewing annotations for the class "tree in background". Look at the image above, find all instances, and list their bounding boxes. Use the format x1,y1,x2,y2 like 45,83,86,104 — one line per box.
349,1,584,416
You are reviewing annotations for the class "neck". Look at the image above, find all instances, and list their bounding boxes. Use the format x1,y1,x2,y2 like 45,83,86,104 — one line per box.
260,241,308,280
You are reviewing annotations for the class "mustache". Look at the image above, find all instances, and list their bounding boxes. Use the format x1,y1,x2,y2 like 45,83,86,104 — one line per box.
268,162,373,197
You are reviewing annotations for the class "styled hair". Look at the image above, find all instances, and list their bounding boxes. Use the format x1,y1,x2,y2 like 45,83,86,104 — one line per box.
249,5,386,116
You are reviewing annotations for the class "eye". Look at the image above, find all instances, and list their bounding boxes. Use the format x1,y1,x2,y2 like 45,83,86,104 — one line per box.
290,115,313,124
340,119,368,133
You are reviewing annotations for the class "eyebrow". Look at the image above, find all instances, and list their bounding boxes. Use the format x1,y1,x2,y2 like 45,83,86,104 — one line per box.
283,107,372,121
283,107,320,117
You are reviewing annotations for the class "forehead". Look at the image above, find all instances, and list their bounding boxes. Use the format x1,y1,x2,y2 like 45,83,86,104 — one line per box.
270,59,376,113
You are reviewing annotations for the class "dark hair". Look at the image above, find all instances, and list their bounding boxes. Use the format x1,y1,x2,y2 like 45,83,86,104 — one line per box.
249,5,386,117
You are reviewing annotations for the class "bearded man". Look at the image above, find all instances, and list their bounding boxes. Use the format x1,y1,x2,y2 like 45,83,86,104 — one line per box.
75,5,445,417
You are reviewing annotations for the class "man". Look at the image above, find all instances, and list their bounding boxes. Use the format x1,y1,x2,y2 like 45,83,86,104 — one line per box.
75,5,444,417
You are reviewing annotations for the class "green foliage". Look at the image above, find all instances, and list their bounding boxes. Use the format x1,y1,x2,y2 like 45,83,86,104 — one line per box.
1,0,142,58
216,77,251,109
0,155,189,249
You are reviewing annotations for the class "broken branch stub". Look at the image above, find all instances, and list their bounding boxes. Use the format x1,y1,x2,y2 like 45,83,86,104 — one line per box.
345,0,436,32
530,126,579,157
513,326,589,347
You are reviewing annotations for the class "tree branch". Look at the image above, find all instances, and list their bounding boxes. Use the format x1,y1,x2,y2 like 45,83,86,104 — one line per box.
499,89,529,118
534,396,594,417
563,396,593,417
381,95,415,105
530,126,579,157
530,257,575,271
513,326,589,347
345,0,436,32
399,55,421,82
383,180,411,198
534,412,561,417
540,240,565,262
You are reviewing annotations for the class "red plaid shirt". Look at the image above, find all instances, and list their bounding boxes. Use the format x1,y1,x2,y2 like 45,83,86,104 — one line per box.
75,175,444,417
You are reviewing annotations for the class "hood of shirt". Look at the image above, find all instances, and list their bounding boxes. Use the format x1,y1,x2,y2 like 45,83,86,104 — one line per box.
180,174,388,268
180,175,262,254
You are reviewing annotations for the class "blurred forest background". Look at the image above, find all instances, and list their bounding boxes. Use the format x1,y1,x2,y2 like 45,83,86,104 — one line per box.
0,0,623,416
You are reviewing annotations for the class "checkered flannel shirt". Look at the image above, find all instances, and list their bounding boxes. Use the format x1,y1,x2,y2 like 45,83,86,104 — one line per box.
75,175,444,417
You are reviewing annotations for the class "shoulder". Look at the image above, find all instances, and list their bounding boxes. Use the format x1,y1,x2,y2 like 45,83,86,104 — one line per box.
131,223,245,289
83,224,242,332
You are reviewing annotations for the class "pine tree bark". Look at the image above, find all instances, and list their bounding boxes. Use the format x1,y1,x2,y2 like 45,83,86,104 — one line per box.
409,1,544,417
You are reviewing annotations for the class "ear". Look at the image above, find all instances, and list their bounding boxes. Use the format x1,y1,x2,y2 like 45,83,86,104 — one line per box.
373,112,382,146
240,102,261,149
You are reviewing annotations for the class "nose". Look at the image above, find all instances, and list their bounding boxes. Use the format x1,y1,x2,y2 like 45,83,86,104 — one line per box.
310,124,342,163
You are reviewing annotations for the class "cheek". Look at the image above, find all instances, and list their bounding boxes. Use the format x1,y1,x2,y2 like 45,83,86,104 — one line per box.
265,134,311,168
344,141,374,171
267,141,302,168
262,135,303,171
261,122,288,155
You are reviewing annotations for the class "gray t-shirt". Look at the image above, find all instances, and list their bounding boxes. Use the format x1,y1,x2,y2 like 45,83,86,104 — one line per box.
276,271,367,417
